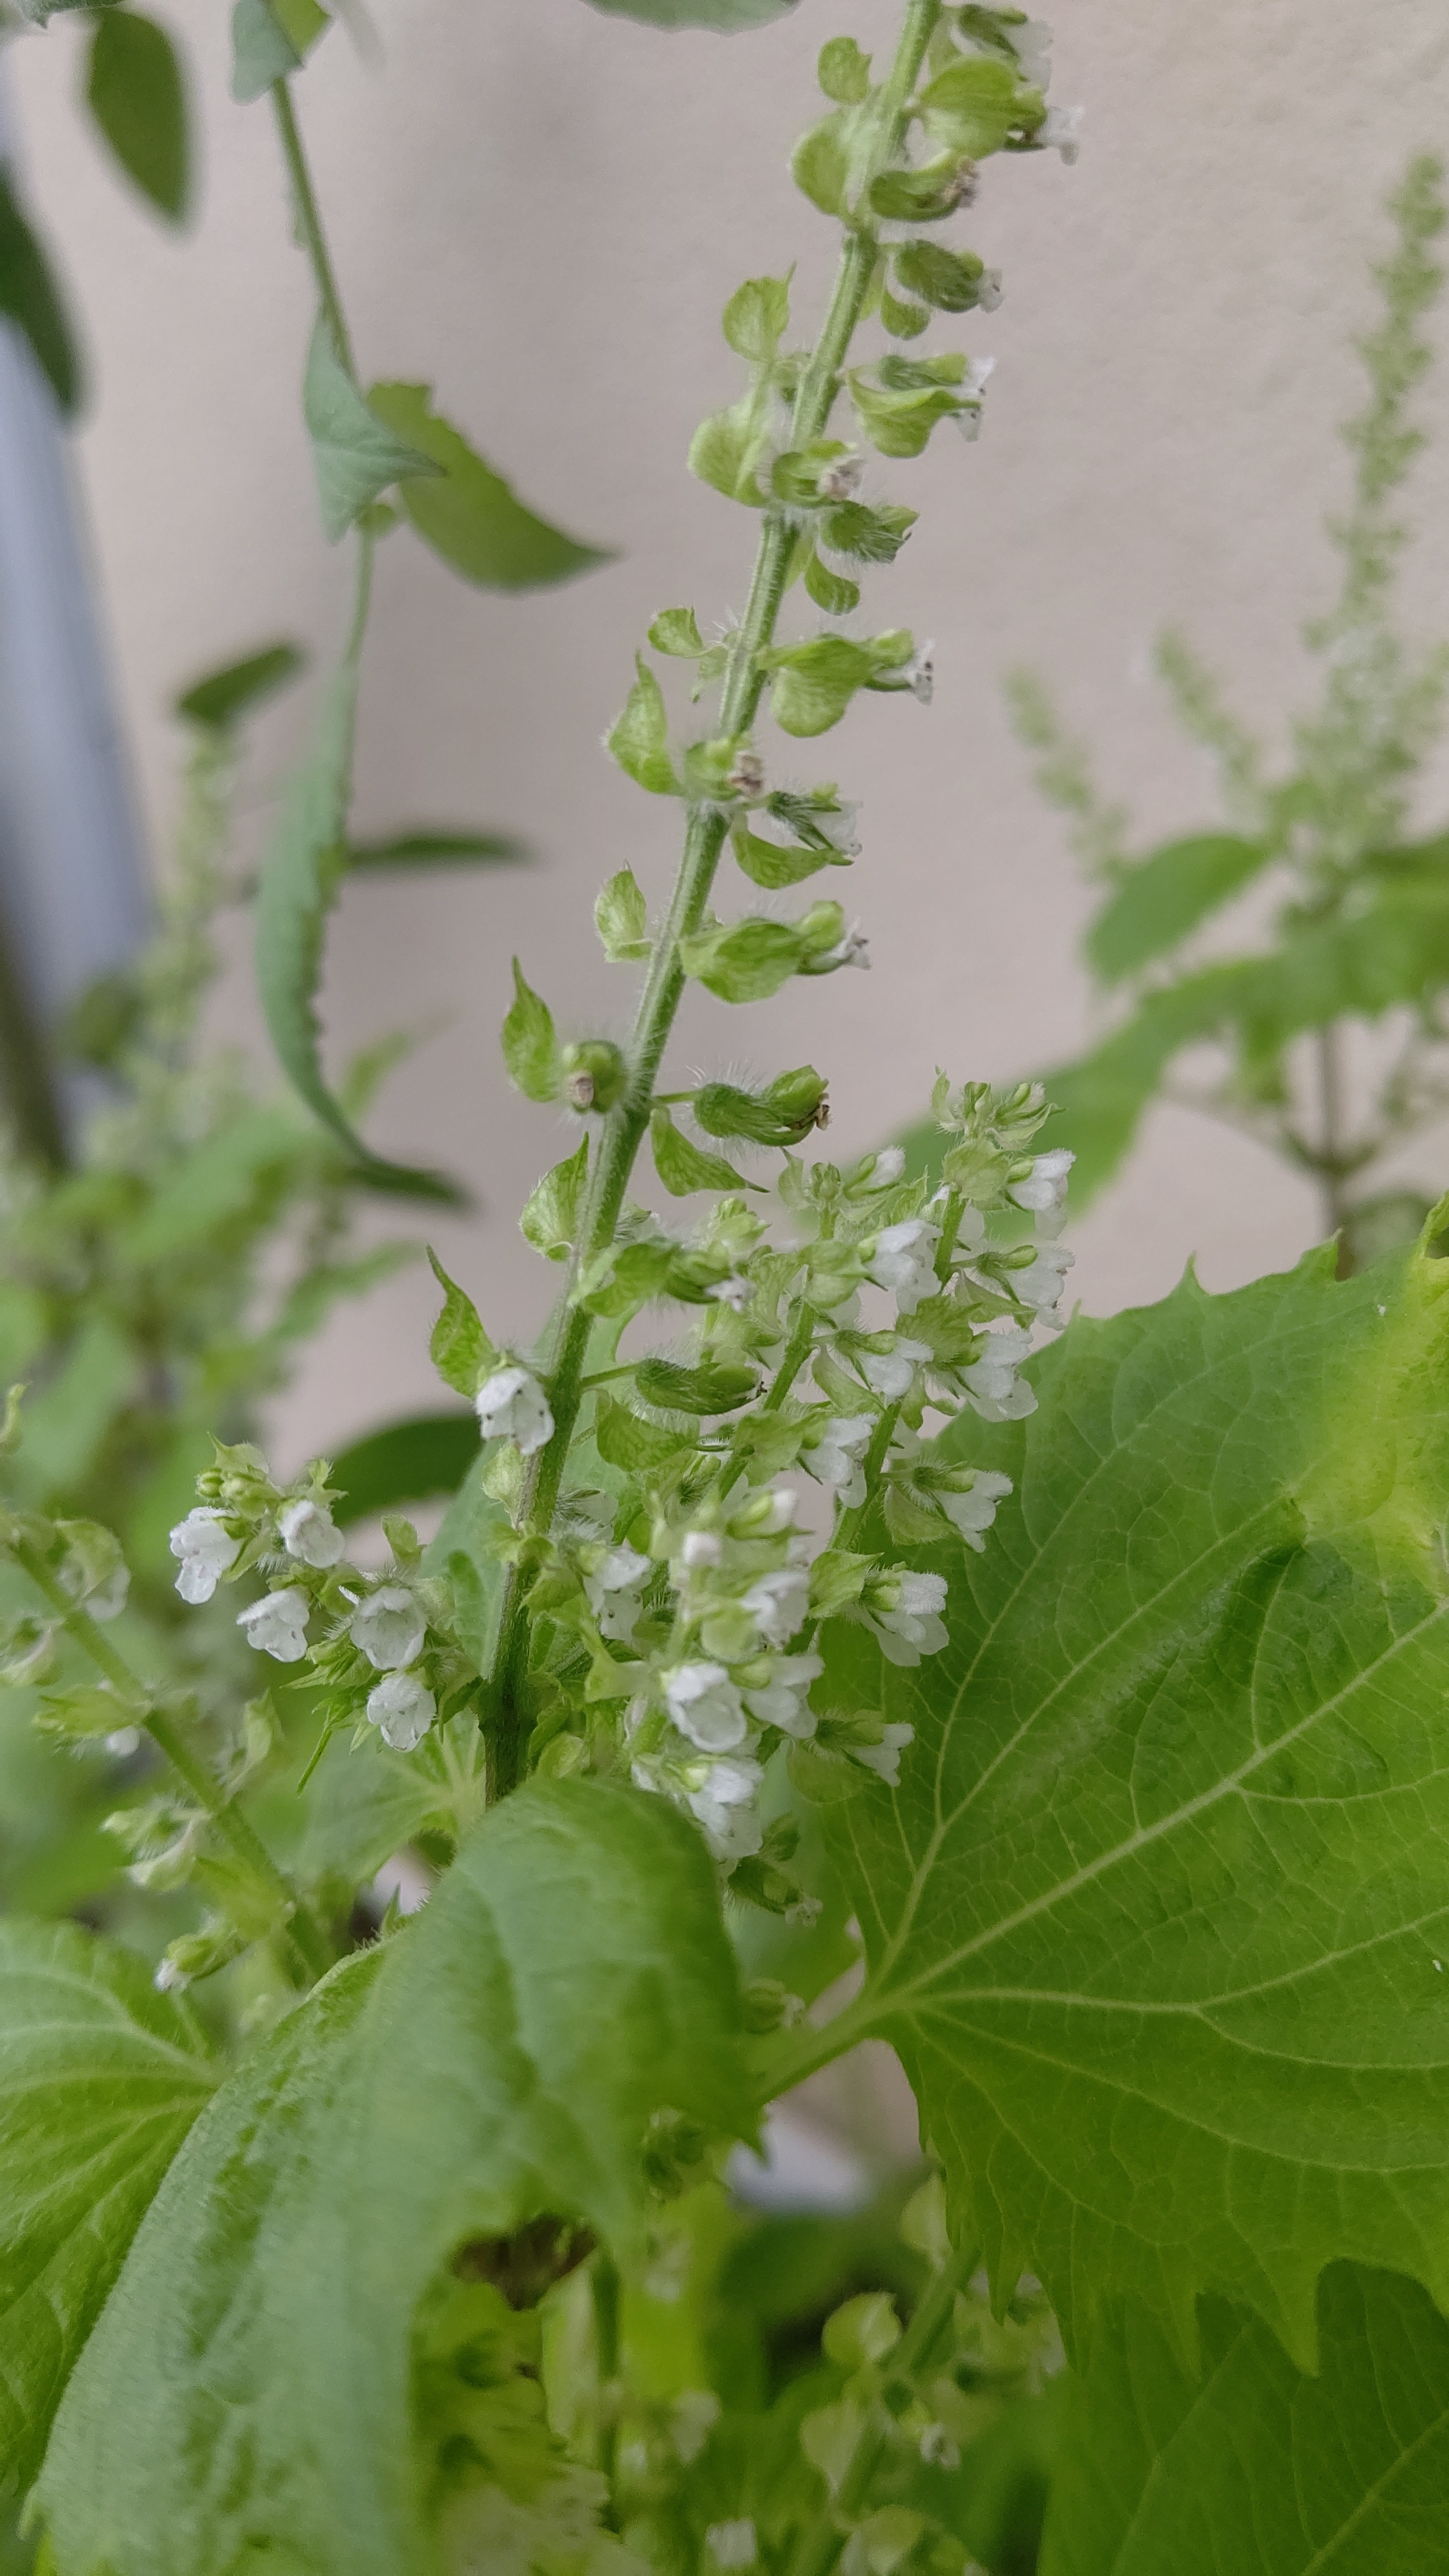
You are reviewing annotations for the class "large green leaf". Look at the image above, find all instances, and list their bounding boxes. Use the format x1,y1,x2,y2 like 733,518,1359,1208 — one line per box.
1040,2266,1449,2574
38,1781,749,2576
255,653,462,1202
1085,834,1273,986
583,0,797,24
0,171,80,413
367,382,611,590
0,1919,215,2494
813,1230,1449,2365
329,1410,480,1525
85,11,192,224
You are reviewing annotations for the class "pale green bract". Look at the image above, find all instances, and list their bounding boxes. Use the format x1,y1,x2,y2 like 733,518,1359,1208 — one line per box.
37,1782,749,2576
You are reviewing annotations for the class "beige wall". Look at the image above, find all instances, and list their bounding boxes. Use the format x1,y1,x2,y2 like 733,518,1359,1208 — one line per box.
10,0,1449,1468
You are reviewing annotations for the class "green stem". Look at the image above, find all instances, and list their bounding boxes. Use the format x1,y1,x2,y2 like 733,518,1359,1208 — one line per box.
270,79,355,371
784,2238,979,2576
592,2250,622,2518
13,1540,331,1986
488,0,942,1795
0,885,68,1174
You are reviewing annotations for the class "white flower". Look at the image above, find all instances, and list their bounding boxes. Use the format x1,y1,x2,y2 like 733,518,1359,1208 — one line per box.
84,1563,131,1623
956,357,996,440
866,1219,940,1315
237,1586,310,1663
585,1544,650,1642
153,1956,187,1994
810,798,862,855
366,1670,436,1752
740,1568,811,1650
169,1507,240,1606
707,2523,758,2571
278,1496,345,1569
907,639,935,705
744,1652,823,1738
806,917,870,973
858,1337,930,1400
851,1721,914,1785
961,1325,1036,1422
1008,1146,1074,1235
804,1413,875,1509
940,1469,1014,1554
862,1146,905,1190
707,1274,752,1312
349,1584,426,1672
672,2389,722,2465
727,747,767,799
1041,102,1084,163
680,1530,724,1572
817,450,863,502
664,1662,749,1752
687,1759,765,1862
1013,1242,1075,1326
919,2423,962,2471
866,1568,949,1666
475,1365,555,1457
976,269,1004,312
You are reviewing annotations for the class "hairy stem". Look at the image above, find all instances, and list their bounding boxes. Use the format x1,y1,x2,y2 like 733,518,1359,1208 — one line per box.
488,0,943,1793
13,1540,331,1986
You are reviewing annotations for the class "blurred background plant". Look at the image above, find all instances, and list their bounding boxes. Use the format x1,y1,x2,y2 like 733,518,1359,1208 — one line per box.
908,151,1449,1282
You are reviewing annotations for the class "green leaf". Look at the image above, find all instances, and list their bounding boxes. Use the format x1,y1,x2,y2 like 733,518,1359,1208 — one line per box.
849,366,969,459
803,549,861,617
758,634,891,737
521,1139,590,1261
688,396,767,504
229,0,327,102
592,1390,692,1471
303,325,440,545
255,650,461,1200
427,1248,496,1400
818,35,870,102
16,1315,136,1494
346,826,527,870
0,170,81,414
85,10,190,222
732,820,842,890
915,54,1034,157
606,654,679,795
880,285,930,338
722,272,791,362
115,1105,302,1264
820,498,917,563
634,1357,759,1414
792,111,852,217
893,239,989,312
172,639,305,730
648,606,705,656
595,867,652,963
38,1783,749,2576
678,917,804,1001
583,0,797,25
818,1232,1449,2364
367,381,610,589
650,1105,746,1197
0,1918,215,2492
1085,834,1275,986
1041,2267,1449,2575
13,0,121,20
329,1413,479,1527
501,958,562,1101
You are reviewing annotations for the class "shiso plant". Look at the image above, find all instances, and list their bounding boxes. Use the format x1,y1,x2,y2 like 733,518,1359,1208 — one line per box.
3,8,1449,2576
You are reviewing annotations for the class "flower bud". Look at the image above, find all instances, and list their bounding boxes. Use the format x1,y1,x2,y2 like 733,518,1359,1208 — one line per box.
695,1065,828,1146
560,1039,628,1114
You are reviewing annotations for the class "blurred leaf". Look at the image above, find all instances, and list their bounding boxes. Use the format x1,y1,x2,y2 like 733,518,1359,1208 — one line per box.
0,171,80,413
367,381,612,590
173,640,305,730
229,0,328,102
1039,2267,1449,2575
582,0,797,23
85,11,191,223
303,326,439,546
116,1107,303,1266
17,1317,137,1496
13,0,121,21
1085,834,1273,986
346,827,528,871
329,1412,480,1527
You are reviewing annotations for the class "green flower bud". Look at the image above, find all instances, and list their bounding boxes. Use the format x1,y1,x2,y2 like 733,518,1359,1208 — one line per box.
695,1066,829,1146
560,1040,628,1114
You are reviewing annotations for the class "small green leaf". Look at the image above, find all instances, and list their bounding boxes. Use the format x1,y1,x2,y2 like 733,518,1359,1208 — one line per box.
792,111,852,217
13,0,122,20
502,959,563,1102
818,35,870,102
0,1919,215,2491
229,0,300,102
915,54,1034,157
1085,834,1274,985
880,284,930,338
303,325,440,545
757,634,887,737
678,917,804,1001
347,827,528,870
1041,2268,1449,2576
329,1413,479,1526
271,0,330,50
38,1784,748,2576
722,272,791,362
86,11,190,222
688,397,767,504
634,1358,759,1414
592,1391,692,1471
606,654,679,795
732,820,842,890
367,381,611,589
0,171,81,413
426,1249,496,1400
595,868,652,963
521,1140,590,1262
173,640,305,730
893,238,989,312
803,549,861,616
650,1105,746,1197
648,606,705,657
819,498,917,562
849,364,971,458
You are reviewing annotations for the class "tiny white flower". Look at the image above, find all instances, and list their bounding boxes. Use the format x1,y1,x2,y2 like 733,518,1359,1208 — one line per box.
1008,1146,1075,1234
153,1956,188,1994
475,1364,555,1457
810,798,862,855
976,268,1004,312
84,1563,131,1623
1041,101,1084,163
1013,1241,1075,1325
169,1507,240,1606
907,639,935,705
707,2522,758,2570
940,1469,1015,1554
740,1568,811,1650
858,1337,930,1400
866,1219,940,1315
816,450,863,502
366,1669,437,1752
866,1568,949,1665
105,1726,141,1759
672,2388,721,2464
805,1413,875,1510
808,917,870,973
238,1586,310,1664
665,1662,749,1752
680,1529,724,1571
349,1584,426,1672
863,1146,905,1190
919,2422,962,2470
693,1754,762,1808
688,1779,765,1863
707,1274,752,1312
785,1892,824,1929
744,1652,823,1738
278,1496,346,1569
851,1721,914,1785
961,1324,1036,1422
585,1543,650,1641
727,747,767,799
